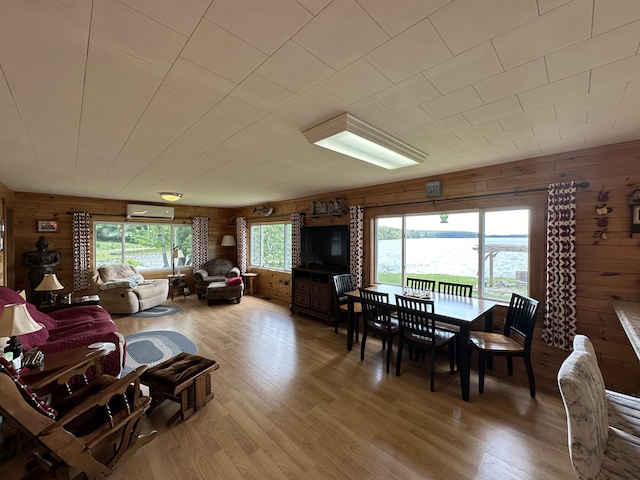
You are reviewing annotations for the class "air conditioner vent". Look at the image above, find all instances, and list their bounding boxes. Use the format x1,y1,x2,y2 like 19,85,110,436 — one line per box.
126,204,174,220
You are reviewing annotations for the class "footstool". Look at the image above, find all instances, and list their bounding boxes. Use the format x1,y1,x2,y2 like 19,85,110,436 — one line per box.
205,280,243,305
140,352,219,426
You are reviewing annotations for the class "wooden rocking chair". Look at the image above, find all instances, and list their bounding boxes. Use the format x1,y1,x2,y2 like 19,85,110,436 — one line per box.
0,353,157,479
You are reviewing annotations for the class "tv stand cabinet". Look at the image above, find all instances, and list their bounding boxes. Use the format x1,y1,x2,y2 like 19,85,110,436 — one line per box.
290,267,343,324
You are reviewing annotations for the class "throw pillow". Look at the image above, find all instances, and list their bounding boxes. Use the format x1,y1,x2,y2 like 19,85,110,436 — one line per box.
227,276,242,286
0,357,57,419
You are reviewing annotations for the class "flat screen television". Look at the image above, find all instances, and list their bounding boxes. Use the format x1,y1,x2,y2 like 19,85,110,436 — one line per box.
301,225,349,270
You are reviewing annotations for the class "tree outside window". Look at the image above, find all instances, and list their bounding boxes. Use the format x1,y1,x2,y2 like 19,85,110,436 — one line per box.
250,223,291,270
95,222,192,270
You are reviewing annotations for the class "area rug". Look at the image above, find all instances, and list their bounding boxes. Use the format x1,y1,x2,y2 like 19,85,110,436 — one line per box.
131,304,181,317
122,330,197,375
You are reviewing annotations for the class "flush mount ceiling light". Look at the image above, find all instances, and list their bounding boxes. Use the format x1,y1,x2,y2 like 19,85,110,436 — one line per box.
302,113,427,170
160,192,182,202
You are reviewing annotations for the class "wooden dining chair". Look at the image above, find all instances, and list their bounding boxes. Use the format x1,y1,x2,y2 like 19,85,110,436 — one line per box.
359,288,399,374
470,293,540,397
438,281,473,297
333,273,361,338
395,295,457,392
406,277,436,293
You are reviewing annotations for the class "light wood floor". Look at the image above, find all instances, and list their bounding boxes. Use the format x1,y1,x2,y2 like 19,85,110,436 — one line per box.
101,294,576,480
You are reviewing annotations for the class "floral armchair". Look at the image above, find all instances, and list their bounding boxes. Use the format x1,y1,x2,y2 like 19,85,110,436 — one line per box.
193,259,240,299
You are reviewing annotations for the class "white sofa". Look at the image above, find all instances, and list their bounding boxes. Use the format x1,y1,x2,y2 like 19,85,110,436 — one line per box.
88,264,168,315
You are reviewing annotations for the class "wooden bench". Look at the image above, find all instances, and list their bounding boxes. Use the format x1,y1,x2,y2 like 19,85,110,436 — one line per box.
140,352,219,426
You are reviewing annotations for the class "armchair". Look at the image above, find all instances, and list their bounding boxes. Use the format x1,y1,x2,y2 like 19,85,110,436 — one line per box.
193,259,241,299
88,264,168,315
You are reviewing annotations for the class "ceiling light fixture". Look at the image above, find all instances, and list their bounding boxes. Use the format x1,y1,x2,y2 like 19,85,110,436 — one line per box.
302,113,427,170
160,192,182,202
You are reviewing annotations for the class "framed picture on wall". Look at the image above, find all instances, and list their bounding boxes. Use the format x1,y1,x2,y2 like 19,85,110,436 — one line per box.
37,220,59,232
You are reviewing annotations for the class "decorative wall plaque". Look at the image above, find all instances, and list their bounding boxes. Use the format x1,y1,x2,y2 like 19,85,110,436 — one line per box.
628,189,640,236
310,197,346,217
425,180,442,197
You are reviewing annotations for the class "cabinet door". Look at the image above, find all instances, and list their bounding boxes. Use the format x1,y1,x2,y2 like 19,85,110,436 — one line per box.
311,283,329,296
295,293,310,308
311,297,330,311
297,279,311,293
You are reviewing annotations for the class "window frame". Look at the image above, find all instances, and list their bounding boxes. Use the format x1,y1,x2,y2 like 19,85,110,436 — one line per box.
373,207,530,300
93,221,192,271
249,221,292,272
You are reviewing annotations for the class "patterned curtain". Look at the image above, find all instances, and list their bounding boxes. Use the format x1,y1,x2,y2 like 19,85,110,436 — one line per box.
192,217,209,271
236,217,247,274
542,181,578,350
72,212,91,291
349,205,365,288
291,212,304,268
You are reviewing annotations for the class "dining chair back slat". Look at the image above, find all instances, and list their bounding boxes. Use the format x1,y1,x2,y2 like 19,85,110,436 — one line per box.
438,281,473,297
359,289,398,374
333,274,359,335
395,295,456,391
406,278,436,293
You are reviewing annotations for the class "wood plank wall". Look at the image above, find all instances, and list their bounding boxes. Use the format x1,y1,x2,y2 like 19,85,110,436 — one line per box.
9,194,234,300
234,140,640,394
2,140,640,394
0,181,15,287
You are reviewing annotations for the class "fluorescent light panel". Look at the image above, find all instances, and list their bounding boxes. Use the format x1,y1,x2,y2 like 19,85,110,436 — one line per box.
303,113,427,170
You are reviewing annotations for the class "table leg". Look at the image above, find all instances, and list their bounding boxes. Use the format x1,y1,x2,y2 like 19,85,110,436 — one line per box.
484,307,494,370
347,297,355,351
458,325,471,402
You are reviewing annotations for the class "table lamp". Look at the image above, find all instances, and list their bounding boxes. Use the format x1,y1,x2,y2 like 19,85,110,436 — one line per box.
221,235,236,260
0,303,43,370
35,273,64,306
172,247,184,275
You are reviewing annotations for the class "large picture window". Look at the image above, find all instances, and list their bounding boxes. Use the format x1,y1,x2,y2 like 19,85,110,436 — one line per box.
374,209,529,301
94,222,192,271
250,223,292,271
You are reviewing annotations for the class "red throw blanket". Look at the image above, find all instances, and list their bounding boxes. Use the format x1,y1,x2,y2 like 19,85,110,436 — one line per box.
0,287,122,377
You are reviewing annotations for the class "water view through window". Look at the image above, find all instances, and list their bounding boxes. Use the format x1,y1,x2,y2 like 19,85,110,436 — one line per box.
375,209,529,301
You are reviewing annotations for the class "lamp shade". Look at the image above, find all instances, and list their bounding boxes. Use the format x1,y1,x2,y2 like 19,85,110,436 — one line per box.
0,303,43,337
35,273,64,292
221,235,236,247
172,248,185,259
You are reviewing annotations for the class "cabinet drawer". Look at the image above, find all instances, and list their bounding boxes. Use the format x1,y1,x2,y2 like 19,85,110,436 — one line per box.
311,297,330,311
311,283,329,296
295,293,310,308
297,280,311,293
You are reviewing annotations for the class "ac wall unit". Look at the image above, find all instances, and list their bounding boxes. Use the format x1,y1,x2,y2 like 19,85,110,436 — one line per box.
126,204,174,220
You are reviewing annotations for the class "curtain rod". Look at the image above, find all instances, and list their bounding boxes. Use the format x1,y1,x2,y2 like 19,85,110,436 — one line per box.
65,211,202,221
366,181,590,210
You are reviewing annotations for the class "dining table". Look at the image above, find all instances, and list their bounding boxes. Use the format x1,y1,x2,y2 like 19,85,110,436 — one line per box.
345,284,497,402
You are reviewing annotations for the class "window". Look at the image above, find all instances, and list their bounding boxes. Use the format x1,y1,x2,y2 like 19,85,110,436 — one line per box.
250,223,292,270
374,209,529,301
94,222,192,271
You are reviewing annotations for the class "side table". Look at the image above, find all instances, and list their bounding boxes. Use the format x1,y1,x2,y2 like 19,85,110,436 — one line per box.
167,273,187,301
242,273,258,295
21,345,109,387
39,294,100,313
